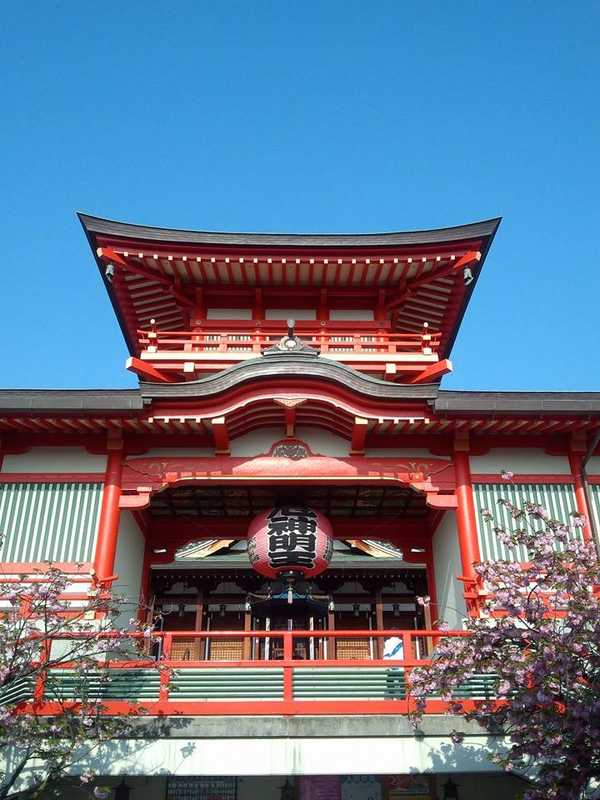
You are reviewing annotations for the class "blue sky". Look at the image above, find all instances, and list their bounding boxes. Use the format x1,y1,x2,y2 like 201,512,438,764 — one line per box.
2,2,599,391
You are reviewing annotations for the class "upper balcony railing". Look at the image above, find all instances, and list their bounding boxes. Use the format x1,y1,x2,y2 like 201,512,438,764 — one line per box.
26,629,497,717
132,322,446,381
138,325,441,358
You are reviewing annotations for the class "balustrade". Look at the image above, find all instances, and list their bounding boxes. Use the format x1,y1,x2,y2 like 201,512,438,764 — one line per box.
22,628,491,717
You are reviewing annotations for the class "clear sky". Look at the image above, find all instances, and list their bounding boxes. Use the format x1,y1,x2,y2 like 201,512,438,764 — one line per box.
1,2,599,391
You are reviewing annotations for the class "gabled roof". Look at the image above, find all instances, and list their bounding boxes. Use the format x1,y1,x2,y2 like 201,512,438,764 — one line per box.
78,213,501,359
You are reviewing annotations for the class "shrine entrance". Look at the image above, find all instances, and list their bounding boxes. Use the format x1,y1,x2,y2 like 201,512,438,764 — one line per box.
248,582,330,660
147,480,435,662
151,540,430,662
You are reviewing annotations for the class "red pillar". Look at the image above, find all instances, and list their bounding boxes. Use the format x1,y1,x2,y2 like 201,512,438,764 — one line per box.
569,450,592,543
94,442,123,582
453,443,481,580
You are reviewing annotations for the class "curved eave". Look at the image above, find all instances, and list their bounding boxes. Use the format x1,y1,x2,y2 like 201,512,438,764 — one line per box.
78,213,501,249
139,353,440,403
78,213,502,361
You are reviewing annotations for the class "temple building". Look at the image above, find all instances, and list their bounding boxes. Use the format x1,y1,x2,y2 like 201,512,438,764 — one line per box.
1,213,599,800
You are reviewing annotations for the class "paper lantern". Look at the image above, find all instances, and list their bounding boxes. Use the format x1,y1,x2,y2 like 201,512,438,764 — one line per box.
248,506,333,579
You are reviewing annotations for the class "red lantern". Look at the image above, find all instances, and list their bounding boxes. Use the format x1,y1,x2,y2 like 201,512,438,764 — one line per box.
248,506,333,579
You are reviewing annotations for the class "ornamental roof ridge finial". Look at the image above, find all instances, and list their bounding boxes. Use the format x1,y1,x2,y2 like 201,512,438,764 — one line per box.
263,317,320,358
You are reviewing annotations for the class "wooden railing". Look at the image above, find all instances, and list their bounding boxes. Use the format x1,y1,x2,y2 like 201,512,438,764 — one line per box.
23,629,493,718
137,327,441,357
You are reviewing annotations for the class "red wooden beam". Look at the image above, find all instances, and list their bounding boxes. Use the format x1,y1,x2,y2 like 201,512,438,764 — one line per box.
94,441,123,581
385,251,481,312
147,516,434,543
98,247,195,311
450,250,482,272
408,359,453,384
126,357,173,383
350,417,369,455
284,405,296,436
211,417,230,455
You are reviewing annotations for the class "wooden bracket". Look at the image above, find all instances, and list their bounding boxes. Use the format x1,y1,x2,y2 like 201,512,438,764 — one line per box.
385,250,482,312
126,357,172,383
97,247,195,310
211,417,230,455
274,398,306,437
408,359,453,384
350,417,369,455
384,363,397,381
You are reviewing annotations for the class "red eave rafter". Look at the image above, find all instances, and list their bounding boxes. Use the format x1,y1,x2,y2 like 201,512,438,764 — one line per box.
97,248,195,311
385,251,481,313
92,234,489,349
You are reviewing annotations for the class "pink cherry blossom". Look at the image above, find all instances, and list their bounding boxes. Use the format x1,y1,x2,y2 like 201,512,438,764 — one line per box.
408,494,600,799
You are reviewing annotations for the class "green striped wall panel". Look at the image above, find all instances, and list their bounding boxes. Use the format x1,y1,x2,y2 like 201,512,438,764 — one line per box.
171,668,284,700
0,482,103,563
35,667,499,705
293,667,406,700
0,677,34,705
473,483,579,562
46,670,160,702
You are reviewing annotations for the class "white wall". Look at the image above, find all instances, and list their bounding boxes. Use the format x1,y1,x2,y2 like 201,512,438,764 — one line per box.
1,448,107,473
364,448,435,458
432,513,467,629
67,735,510,777
330,309,374,321
265,309,317,320
113,512,146,626
206,308,252,319
587,456,600,475
230,427,349,457
469,449,571,475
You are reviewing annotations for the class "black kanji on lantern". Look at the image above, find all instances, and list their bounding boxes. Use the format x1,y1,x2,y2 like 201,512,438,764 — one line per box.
266,507,318,569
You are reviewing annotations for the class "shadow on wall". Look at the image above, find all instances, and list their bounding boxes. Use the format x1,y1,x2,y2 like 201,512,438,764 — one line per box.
423,739,531,799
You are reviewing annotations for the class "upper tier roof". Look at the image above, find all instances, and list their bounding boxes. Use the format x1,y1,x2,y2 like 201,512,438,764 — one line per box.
78,214,501,360
79,214,500,249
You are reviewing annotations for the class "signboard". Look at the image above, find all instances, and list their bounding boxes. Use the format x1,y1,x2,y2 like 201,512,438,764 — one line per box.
383,775,433,798
298,776,341,799
341,776,382,800
166,777,237,800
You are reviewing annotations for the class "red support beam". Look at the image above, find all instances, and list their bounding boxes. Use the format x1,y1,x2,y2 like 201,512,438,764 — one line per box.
350,417,368,455
453,435,481,586
147,516,434,544
97,247,195,310
569,445,593,543
408,359,453,384
285,405,296,437
93,437,124,582
126,357,173,383
211,417,230,455
384,363,397,381
385,250,481,312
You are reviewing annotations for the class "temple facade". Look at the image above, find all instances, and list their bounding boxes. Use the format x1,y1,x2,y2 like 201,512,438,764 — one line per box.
1,214,599,799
